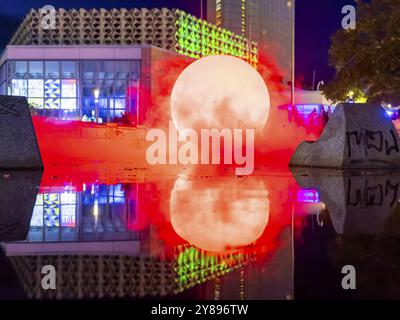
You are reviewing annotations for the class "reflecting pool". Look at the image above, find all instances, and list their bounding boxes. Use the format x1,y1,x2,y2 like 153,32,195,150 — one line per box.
1,166,400,300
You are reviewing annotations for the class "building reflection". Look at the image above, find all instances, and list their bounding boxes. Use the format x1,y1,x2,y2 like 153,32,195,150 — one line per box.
5,167,400,299
27,184,138,243
8,243,258,299
292,168,400,299
1,171,298,300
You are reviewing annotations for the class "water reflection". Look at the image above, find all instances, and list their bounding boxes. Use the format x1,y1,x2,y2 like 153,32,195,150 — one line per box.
4,166,400,299
0,170,42,242
292,168,400,234
170,178,269,253
0,168,295,300
292,168,400,299
27,184,138,243
8,245,258,299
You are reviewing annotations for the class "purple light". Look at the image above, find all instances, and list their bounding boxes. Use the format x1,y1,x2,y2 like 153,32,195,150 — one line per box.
297,189,320,203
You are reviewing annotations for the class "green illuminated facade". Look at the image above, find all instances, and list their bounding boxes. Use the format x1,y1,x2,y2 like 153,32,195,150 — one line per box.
174,244,255,293
175,10,258,67
10,8,258,67
9,246,255,299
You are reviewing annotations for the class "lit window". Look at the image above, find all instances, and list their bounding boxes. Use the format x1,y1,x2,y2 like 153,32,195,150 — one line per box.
43,194,61,227
45,79,61,100
61,61,77,78
114,61,130,79
83,61,97,79
61,79,77,97
29,61,43,79
28,98,44,109
28,79,44,97
11,79,27,96
45,61,60,78
44,78,61,109
13,61,27,78
61,205,76,227
61,98,77,110
30,206,44,227
44,98,61,109
98,61,114,79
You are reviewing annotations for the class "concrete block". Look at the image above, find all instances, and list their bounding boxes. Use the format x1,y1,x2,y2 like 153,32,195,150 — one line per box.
0,95,43,169
290,103,400,169
0,170,42,241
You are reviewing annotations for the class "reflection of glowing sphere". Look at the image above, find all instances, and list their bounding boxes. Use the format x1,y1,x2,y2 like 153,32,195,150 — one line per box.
170,55,270,132
170,178,269,253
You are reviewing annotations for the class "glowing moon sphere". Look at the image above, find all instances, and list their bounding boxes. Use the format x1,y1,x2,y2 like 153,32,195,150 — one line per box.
170,178,270,253
171,55,270,132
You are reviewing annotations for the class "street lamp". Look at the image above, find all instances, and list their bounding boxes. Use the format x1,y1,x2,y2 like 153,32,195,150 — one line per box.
347,90,355,103
93,88,100,122
317,80,324,91
93,88,100,101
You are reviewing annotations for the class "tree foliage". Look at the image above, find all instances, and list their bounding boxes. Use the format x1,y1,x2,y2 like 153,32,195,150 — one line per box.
323,0,400,104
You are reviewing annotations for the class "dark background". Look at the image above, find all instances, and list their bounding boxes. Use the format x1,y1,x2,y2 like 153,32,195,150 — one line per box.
0,0,357,86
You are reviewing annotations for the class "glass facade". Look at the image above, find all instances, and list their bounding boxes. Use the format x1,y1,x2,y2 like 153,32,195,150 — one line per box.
0,60,140,124
28,183,138,242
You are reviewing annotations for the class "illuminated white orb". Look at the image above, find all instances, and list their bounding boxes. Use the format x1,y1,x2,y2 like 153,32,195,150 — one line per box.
170,55,270,132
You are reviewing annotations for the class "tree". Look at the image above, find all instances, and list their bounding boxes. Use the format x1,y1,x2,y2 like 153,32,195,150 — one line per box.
323,0,400,104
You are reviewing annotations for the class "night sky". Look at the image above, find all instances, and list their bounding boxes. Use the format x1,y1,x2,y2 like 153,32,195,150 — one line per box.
0,0,356,86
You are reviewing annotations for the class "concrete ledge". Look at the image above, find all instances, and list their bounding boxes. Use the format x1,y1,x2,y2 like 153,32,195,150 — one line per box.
289,103,400,169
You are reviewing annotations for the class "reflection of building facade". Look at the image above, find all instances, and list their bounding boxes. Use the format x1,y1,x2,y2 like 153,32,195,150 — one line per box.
7,245,254,299
174,245,255,294
28,183,138,243
0,171,299,299
2,179,261,299
0,8,258,124
9,254,176,299
207,0,292,81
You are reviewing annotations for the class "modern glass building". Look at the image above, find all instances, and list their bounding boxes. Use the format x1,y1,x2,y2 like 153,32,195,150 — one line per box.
207,0,293,82
0,58,140,123
1,8,259,124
